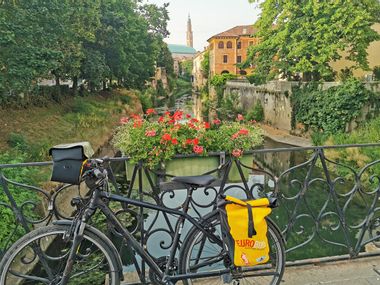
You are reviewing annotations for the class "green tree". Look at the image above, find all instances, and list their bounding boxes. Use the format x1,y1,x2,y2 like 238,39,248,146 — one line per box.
201,51,210,78
246,0,380,83
180,60,193,81
156,42,174,76
0,1,61,94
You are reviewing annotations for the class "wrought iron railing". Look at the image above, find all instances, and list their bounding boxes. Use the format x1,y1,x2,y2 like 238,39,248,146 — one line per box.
1,143,380,273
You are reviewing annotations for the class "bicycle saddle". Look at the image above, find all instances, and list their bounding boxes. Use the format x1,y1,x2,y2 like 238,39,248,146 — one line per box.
172,175,215,187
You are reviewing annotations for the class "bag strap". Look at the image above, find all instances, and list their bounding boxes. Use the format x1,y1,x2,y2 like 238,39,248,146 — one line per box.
224,196,257,237
247,204,257,237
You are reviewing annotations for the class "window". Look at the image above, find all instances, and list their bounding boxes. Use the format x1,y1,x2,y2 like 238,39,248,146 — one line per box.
249,41,254,46
226,41,232,48
237,56,242,63
221,70,230,74
218,41,224,49
223,55,228,63
237,42,242,49
239,70,247,75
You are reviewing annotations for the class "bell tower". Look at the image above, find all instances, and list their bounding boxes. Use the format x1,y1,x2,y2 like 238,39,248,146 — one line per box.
186,14,193,48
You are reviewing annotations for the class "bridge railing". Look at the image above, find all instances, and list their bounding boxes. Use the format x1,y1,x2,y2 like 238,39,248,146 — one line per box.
1,143,380,265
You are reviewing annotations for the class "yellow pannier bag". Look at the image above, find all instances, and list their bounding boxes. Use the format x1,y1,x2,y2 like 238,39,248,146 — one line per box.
220,196,272,267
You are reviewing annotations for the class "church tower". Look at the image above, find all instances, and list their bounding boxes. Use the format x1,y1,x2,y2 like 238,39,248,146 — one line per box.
186,14,193,48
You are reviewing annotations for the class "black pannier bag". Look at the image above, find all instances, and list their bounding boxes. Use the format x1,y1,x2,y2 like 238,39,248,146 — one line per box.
49,142,94,185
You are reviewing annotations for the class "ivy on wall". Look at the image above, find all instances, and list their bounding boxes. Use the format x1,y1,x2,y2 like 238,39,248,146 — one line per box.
292,79,380,134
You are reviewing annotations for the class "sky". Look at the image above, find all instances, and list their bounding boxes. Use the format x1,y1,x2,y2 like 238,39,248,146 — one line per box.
147,0,262,51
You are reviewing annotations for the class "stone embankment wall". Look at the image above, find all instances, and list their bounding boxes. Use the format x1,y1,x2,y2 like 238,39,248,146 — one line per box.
224,80,380,132
225,80,297,131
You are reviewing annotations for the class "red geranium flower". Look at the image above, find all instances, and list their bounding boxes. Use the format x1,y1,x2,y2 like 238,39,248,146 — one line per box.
158,116,164,123
239,128,249,135
204,122,210,129
191,118,199,123
162,133,172,141
173,110,183,121
212,119,221,125
186,114,192,119
193,138,199,145
237,114,244,121
146,108,156,115
120,117,129,124
231,133,239,140
133,120,143,128
171,138,178,145
131,114,141,120
185,139,193,145
145,130,156,137
193,145,204,154
232,149,243,157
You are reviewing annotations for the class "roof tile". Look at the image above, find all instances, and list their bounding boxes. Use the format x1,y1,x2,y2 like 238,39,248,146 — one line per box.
208,25,257,41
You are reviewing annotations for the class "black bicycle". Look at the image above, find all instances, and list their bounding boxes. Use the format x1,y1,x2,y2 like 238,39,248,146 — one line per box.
0,158,285,285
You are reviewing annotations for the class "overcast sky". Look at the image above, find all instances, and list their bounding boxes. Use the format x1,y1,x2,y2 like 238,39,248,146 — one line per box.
147,0,262,51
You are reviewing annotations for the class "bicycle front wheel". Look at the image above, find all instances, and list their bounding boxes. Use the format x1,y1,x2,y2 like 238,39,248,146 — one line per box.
179,213,285,285
0,224,121,285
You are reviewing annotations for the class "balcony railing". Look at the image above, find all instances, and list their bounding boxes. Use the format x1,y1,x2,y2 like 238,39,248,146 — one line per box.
1,143,380,272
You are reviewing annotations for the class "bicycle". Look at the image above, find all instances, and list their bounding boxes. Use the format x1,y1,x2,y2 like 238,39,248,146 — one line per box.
0,157,285,285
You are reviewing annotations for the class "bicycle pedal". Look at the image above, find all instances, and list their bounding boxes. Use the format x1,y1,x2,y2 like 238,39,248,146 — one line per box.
222,273,233,284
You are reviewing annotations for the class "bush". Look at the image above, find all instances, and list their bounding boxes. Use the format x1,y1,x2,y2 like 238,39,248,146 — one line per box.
293,79,378,134
246,101,264,122
71,97,95,114
7,133,29,152
217,91,243,120
138,89,154,111
0,151,43,247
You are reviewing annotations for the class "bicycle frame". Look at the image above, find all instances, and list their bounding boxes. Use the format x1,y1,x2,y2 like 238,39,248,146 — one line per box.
95,189,225,283
64,158,280,284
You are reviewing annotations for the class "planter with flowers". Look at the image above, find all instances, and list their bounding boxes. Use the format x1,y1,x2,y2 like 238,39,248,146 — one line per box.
113,109,263,178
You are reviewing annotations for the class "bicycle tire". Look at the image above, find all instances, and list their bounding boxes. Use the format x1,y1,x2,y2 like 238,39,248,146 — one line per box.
0,224,121,285
179,213,285,285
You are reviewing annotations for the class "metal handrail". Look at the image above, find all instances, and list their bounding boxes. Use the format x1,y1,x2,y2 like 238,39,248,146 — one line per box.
1,143,380,274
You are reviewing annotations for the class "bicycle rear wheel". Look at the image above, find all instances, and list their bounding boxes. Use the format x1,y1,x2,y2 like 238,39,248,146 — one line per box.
179,213,285,285
0,224,121,285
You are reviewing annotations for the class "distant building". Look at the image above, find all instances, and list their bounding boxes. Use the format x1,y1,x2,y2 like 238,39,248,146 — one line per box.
167,15,197,76
192,50,208,91
207,25,258,77
187,14,194,48
168,44,197,75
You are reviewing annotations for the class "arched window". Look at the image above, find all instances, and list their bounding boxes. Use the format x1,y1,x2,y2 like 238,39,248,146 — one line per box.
237,42,242,49
221,70,230,74
226,41,233,48
239,70,247,75
218,41,224,49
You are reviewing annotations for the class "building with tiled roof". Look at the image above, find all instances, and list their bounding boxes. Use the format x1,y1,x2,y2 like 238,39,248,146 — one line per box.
168,44,197,56
167,16,197,76
207,25,258,76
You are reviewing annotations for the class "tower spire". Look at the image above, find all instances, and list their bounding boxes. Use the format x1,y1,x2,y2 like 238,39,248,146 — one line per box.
186,13,193,48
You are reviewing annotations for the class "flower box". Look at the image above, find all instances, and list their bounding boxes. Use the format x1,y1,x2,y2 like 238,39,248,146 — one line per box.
114,110,263,183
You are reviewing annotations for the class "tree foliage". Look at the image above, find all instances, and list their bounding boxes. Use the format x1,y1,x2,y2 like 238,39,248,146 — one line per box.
0,0,170,98
201,51,210,78
246,0,380,83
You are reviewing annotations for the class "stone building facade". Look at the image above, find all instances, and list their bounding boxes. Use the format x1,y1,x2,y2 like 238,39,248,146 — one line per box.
207,25,258,76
